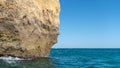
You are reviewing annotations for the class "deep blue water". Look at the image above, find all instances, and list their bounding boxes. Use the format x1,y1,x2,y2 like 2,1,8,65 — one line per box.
0,48,120,68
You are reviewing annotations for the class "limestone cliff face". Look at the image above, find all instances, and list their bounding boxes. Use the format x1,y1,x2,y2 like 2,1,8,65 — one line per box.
0,0,60,58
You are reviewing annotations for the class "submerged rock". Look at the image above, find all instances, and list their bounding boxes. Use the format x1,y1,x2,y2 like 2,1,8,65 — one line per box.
0,0,60,58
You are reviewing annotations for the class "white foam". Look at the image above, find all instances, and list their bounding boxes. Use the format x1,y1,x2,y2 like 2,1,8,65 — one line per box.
0,56,24,60
0,56,26,63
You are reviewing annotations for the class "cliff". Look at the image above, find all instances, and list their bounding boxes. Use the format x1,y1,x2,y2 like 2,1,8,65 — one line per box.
0,0,60,58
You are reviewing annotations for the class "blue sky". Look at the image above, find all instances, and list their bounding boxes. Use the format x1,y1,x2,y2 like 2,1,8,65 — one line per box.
53,0,120,48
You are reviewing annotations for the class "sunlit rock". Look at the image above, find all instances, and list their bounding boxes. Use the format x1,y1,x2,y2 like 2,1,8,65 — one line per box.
0,0,60,58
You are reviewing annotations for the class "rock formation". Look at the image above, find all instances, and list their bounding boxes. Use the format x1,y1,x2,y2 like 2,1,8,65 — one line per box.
0,0,60,58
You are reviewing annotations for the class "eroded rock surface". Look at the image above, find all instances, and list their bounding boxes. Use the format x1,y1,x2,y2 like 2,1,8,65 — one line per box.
0,0,60,58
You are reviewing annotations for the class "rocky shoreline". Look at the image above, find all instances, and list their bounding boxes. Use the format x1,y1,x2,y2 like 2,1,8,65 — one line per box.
0,0,60,58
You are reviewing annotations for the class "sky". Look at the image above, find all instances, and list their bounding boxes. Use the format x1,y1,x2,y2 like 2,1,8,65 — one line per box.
53,0,120,48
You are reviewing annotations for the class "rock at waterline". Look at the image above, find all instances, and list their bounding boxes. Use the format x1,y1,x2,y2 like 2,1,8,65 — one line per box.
0,0,60,58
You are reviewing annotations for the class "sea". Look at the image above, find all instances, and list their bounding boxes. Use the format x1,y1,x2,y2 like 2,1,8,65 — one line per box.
0,48,120,68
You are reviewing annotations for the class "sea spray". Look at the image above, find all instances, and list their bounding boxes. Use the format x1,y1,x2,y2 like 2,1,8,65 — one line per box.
0,56,31,64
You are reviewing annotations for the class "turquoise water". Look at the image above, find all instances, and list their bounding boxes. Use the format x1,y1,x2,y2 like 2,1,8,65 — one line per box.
0,49,120,68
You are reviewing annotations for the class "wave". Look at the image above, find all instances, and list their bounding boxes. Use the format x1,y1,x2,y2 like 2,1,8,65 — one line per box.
0,56,24,61
0,56,30,64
